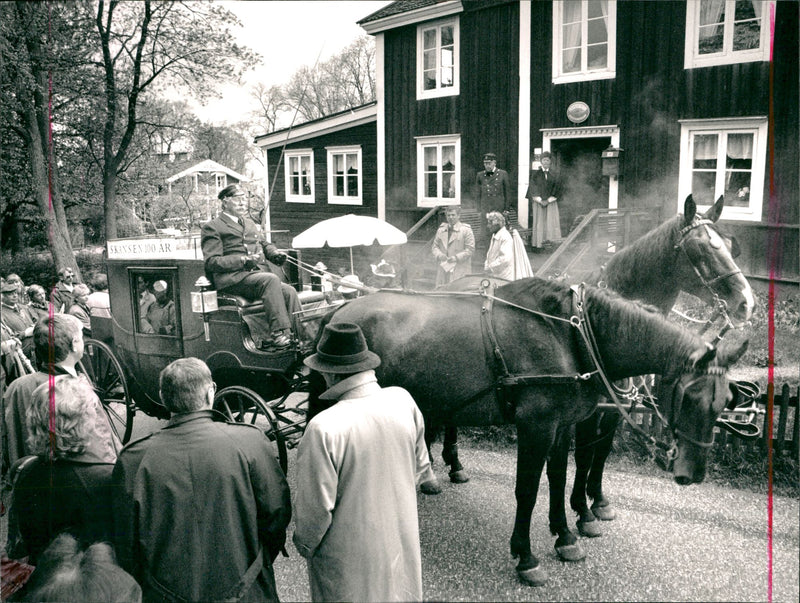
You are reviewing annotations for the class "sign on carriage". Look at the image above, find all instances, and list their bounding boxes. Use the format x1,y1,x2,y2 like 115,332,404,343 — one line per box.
106,236,203,260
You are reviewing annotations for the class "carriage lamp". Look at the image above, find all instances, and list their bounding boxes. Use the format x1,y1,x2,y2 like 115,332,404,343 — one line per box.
191,276,218,341
601,146,624,177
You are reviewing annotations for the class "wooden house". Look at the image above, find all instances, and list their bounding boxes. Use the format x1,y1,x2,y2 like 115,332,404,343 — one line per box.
350,0,797,285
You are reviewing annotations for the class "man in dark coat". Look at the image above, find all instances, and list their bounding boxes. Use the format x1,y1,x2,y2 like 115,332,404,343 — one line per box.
51,267,76,313
525,151,563,248
201,184,301,349
113,358,291,603
476,152,511,215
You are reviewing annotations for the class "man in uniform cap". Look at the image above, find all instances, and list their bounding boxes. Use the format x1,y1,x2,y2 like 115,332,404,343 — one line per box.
293,322,434,602
476,152,511,215
201,184,303,350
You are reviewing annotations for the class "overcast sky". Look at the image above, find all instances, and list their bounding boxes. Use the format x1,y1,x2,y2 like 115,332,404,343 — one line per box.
195,0,391,124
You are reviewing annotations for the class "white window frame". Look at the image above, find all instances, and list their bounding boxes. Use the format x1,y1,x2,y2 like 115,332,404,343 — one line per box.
416,134,461,208
416,17,460,100
326,146,363,205
552,0,616,84
284,150,315,204
678,117,768,222
684,0,774,69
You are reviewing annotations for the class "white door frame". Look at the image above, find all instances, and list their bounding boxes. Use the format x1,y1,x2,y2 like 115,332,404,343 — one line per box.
540,125,620,209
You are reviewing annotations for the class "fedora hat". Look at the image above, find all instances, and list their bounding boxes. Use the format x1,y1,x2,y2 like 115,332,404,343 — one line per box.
304,322,381,374
337,274,363,294
1,280,19,293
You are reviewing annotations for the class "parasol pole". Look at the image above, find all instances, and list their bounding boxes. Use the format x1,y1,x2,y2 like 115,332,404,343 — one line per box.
349,247,354,275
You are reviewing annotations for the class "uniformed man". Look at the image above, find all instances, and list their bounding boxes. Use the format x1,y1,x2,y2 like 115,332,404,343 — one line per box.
476,152,511,215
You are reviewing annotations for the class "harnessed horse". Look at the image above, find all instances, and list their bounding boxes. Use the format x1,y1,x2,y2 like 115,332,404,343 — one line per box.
319,277,748,586
436,195,754,560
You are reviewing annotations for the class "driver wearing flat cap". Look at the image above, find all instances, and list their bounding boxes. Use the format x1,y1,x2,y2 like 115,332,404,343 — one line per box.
201,184,302,350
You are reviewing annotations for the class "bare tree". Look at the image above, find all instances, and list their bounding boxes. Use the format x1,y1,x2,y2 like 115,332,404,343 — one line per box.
250,83,289,134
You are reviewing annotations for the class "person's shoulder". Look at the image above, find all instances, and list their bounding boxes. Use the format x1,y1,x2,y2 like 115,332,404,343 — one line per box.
498,168,509,176
201,217,223,233
4,372,46,397
437,222,449,232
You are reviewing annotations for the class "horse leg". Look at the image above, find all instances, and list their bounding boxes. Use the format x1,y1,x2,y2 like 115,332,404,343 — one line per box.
571,411,603,537
510,420,555,587
420,419,442,495
586,411,621,520
547,426,585,561
442,424,469,484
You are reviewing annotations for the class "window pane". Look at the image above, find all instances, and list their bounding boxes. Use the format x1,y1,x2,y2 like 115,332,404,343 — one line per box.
300,156,310,172
441,25,454,46
443,174,455,198
424,146,438,171
692,172,717,205
441,47,454,68
725,171,751,207
734,0,757,20
726,133,753,165
563,0,582,24
587,43,607,68
424,69,436,90
348,175,358,196
441,145,456,172
733,19,761,51
335,175,344,196
587,18,607,45
426,173,438,197
423,28,436,50
346,154,358,172
334,154,344,174
587,0,607,20
693,134,718,167
423,49,436,70
563,47,581,73
699,0,725,26
563,22,582,47
441,66,454,87
698,24,724,54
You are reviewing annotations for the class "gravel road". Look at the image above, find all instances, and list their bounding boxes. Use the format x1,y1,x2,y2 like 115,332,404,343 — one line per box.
275,441,799,602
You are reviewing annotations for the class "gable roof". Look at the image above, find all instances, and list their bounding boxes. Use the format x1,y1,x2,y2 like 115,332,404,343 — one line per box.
358,0,442,24
359,0,462,34
165,159,249,184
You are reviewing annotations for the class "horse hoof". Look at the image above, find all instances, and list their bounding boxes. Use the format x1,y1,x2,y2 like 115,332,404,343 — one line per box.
517,564,548,586
576,518,602,538
555,541,586,562
591,504,616,521
420,479,442,495
449,470,470,484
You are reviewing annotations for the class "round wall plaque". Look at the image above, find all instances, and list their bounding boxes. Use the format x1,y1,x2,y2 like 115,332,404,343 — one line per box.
567,101,590,124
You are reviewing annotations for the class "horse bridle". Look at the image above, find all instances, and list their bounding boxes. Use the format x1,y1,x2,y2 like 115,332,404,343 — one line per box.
674,218,743,339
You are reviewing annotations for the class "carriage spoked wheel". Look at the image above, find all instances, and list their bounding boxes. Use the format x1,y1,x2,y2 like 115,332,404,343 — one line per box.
213,386,288,475
79,339,135,446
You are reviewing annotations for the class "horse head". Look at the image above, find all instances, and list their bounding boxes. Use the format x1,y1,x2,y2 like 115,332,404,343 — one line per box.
664,336,749,485
675,195,754,326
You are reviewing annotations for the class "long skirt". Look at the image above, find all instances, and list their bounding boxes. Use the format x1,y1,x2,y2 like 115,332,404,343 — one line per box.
530,201,562,247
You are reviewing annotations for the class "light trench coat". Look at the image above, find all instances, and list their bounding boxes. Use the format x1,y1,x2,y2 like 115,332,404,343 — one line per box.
484,227,515,280
431,220,475,286
293,371,433,602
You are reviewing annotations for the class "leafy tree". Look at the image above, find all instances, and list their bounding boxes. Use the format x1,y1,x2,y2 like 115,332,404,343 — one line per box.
89,0,259,239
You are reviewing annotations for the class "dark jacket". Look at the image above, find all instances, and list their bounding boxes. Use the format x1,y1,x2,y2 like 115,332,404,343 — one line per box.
12,455,115,564
525,168,562,201
200,213,283,291
476,168,511,213
112,410,291,602
51,282,74,313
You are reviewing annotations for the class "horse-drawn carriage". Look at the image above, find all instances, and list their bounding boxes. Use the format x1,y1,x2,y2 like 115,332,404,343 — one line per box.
84,233,334,472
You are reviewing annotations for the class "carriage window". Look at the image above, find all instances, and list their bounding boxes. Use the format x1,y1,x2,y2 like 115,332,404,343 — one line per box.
684,0,773,68
678,117,768,221
552,0,616,84
417,17,460,100
285,150,315,204
133,272,178,336
416,134,460,208
327,146,362,205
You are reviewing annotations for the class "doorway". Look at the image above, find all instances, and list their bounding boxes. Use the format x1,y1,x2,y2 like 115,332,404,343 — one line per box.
550,137,611,235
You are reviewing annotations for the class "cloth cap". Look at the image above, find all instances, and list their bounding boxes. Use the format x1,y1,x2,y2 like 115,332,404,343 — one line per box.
304,322,381,374
218,184,245,200
540,151,552,159
370,260,396,278
1,280,18,293
153,280,168,293
483,153,497,161
337,274,363,293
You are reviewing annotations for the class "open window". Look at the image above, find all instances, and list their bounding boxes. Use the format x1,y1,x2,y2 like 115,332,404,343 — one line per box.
417,17,460,100
130,270,179,337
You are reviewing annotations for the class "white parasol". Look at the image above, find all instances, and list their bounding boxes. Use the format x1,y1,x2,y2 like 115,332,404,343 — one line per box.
291,214,408,274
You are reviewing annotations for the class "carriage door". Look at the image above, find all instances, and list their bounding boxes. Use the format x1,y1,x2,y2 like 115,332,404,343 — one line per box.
550,137,611,236
129,268,185,406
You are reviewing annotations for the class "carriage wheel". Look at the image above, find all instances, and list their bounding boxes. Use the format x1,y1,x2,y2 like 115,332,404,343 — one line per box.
214,386,288,475
79,339,135,446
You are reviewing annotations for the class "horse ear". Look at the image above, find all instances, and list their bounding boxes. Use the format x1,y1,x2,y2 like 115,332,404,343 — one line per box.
703,195,725,222
683,195,697,225
689,343,716,370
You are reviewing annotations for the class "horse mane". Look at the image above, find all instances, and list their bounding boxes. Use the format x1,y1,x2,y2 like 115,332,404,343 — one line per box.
589,214,683,288
497,276,702,373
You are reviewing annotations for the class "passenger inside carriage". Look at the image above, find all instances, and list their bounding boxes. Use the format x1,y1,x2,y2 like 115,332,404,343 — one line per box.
140,280,175,335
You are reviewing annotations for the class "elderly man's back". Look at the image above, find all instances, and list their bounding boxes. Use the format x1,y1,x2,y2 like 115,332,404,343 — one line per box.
113,411,291,602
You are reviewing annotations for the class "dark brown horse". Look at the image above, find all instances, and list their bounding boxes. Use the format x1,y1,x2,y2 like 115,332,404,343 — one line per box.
436,194,754,558
324,277,748,585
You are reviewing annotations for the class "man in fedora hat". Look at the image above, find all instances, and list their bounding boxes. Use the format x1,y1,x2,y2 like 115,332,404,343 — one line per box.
293,322,434,602
201,184,302,350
